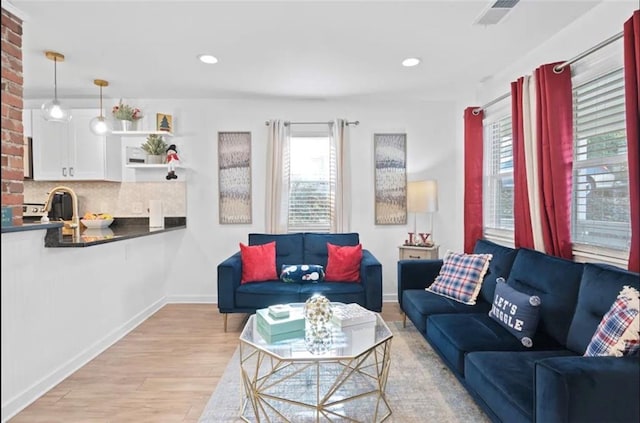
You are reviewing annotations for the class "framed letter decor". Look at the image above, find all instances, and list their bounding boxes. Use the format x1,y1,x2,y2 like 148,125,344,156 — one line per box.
374,133,407,225
218,132,252,224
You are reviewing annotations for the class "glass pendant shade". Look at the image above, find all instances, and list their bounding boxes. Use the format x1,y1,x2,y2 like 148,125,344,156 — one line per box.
89,116,111,135
89,79,111,135
41,100,71,122
41,51,72,123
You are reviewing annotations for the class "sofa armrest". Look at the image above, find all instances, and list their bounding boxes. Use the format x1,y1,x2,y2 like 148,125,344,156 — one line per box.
397,259,443,310
535,355,640,423
217,252,242,312
361,249,382,312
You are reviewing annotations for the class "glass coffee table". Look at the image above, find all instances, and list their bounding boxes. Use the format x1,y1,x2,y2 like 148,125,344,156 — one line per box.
238,303,393,422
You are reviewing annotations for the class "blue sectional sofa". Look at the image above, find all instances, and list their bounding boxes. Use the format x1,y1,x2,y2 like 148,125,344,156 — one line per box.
398,239,640,423
218,232,382,331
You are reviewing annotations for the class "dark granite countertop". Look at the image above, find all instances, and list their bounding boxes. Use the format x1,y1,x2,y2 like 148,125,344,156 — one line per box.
9,217,187,247
2,221,64,233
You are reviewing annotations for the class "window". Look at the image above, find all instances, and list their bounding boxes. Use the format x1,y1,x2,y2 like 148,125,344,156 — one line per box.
572,68,630,251
483,115,514,238
288,134,333,232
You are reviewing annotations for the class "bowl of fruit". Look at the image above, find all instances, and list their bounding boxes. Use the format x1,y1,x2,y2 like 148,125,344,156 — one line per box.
81,213,114,229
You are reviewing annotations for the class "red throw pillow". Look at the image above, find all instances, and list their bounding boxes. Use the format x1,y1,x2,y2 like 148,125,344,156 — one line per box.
325,243,362,282
240,241,277,284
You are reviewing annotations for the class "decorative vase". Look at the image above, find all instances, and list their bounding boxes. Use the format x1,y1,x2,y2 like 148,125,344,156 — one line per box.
146,154,164,165
119,120,132,131
304,294,333,354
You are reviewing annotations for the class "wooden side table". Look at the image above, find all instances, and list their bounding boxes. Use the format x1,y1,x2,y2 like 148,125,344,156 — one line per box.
398,245,439,260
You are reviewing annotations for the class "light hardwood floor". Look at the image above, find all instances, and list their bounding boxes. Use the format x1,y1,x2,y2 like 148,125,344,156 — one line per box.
10,303,403,422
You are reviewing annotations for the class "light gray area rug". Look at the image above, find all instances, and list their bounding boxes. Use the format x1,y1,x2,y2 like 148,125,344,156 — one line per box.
199,322,490,422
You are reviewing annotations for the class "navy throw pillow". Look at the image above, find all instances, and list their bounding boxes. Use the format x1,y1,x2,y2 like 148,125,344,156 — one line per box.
280,264,325,283
489,278,541,347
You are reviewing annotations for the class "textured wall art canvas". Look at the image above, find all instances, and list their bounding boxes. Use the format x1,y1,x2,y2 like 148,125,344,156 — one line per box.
374,133,407,225
218,132,252,224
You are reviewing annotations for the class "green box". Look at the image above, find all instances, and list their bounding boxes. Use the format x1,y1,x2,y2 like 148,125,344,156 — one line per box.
1,207,13,227
256,308,305,335
256,318,304,343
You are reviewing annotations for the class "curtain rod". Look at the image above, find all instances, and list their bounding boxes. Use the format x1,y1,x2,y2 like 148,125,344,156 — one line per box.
473,30,624,115
554,31,623,73
264,120,360,126
472,92,510,115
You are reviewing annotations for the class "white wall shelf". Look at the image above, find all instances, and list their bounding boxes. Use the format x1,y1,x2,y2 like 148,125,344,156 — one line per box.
112,130,173,137
125,164,184,169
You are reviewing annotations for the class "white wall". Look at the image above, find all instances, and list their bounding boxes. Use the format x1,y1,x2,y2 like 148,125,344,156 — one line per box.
147,98,460,303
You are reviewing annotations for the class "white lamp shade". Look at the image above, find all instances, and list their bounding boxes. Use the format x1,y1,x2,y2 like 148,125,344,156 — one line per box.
41,100,72,123
407,180,438,213
89,116,111,135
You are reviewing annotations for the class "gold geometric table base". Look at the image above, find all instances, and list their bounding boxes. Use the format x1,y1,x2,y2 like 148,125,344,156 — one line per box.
239,338,393,422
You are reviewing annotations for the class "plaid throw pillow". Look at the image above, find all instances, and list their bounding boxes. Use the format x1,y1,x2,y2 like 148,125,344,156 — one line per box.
426,251,492,305
585,285,640,357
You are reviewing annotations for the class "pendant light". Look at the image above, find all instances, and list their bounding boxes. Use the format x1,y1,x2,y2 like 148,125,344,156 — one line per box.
41,51,71,123
89,79,112,135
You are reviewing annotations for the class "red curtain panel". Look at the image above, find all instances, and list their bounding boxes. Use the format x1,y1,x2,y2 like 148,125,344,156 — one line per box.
624,10,640,272
511,78,535,249
464,107,484,253
534,63,574,259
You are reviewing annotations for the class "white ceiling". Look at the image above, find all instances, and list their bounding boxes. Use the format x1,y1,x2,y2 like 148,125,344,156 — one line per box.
13,0,603,102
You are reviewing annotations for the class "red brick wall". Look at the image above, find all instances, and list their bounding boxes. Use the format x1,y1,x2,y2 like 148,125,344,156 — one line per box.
1,8,23,225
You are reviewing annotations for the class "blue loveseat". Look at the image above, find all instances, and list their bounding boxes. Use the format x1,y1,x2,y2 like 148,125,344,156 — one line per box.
218,232,382,331
398,239,640,423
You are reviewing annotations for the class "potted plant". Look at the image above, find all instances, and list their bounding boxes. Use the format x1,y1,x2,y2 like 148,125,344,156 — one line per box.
141,134,168,164
112,100,142,131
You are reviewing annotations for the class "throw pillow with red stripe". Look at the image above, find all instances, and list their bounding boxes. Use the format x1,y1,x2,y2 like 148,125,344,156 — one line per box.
585,285,640,357
426,251,492,305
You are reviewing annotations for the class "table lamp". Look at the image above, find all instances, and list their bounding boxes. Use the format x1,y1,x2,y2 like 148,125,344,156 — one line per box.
407,180,438,246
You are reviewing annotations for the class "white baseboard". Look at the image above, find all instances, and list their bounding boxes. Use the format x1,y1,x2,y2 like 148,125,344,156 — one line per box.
166,294,216,304
383,293,398,302
1,297,166,423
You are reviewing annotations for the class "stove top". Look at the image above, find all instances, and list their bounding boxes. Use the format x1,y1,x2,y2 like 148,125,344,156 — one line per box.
22,203,46,217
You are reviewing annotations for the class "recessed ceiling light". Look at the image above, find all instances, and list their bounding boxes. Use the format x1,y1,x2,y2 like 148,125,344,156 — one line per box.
198,54,218,64
402,57,421,67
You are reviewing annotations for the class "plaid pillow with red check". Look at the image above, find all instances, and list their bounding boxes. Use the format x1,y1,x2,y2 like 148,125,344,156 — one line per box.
426,251,492,305
585,285,640,357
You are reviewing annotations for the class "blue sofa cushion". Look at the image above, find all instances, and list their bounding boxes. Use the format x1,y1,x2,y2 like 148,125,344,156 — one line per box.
299,282,365,306
489,279,542,348
473,239,519,304
427,313,562,376
303,233,360,268
506,248,583,347
567,263,640,355
249,233,304,271
236,281,301,309
402,289,491,334
465,350,575,423
280,264,325,283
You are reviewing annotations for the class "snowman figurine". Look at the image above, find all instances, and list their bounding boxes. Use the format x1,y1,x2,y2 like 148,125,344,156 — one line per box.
165,144,180,180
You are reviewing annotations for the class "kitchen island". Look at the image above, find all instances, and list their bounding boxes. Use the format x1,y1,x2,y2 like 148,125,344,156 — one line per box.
43,217,187,247
3,217,186,247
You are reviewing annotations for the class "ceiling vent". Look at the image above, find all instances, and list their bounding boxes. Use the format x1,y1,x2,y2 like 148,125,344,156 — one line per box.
474,0,520,26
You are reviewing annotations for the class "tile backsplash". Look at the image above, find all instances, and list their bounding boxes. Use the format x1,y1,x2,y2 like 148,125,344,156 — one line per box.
24,181,186,217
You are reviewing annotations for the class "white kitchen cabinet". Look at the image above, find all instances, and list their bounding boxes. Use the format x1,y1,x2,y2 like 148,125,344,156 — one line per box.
22,109,32,138
31,109,121,181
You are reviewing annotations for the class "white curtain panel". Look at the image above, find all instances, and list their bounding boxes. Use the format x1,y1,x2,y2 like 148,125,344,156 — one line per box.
265,120,291,234
521,74,546,252
330,118,351,233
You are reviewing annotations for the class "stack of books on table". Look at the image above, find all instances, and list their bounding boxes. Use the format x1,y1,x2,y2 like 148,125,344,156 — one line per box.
256,305,305,343
331,303,377,328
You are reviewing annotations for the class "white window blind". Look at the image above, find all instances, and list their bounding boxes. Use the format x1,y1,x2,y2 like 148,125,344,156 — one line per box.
483,115,514,234
572,68,630,251
288,136,333,232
